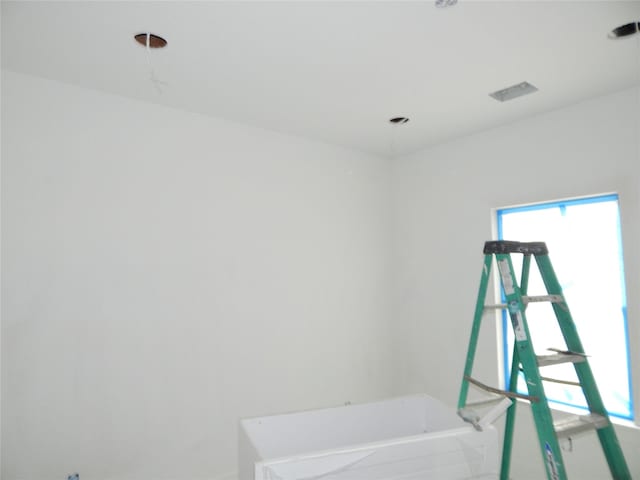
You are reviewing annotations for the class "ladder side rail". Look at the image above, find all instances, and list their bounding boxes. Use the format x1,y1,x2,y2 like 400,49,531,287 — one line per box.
534,254,632,479
500,345,521,480
501,253,532,480
458,254,493,411
496,252,568,480
520,253,532,297
533,254,602,408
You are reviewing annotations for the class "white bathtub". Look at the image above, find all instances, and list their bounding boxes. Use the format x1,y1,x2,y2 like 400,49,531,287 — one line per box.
239,394,500,480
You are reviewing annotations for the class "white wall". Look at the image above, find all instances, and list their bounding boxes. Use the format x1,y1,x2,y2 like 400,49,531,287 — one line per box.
1,71,394,480
392,87,640,478
5,70,640,480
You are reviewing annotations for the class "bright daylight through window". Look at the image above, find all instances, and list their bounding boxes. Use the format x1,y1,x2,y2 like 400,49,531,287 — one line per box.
497,194,633,420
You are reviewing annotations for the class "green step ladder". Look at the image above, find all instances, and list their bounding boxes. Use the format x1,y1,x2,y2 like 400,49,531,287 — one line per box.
457,240,631,480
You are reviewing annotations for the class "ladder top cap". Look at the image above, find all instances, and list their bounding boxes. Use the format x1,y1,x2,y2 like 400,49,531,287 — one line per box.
484,240,548,255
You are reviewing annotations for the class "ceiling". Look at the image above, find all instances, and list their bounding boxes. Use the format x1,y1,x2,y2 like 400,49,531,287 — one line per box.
3,1,640,158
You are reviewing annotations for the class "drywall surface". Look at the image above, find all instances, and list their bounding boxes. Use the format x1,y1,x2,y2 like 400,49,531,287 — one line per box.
1,70,393,480
391,87,640,478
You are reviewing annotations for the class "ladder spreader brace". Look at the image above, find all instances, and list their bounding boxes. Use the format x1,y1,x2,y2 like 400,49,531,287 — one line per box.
458,240,631,480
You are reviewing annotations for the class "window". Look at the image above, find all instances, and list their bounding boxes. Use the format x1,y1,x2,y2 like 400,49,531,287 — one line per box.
497,194,633,420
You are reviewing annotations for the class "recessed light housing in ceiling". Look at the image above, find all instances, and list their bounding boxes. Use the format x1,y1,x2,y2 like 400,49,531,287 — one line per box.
134,33,168,48
489,81,538,102
608,22,639,39
389,117,410,125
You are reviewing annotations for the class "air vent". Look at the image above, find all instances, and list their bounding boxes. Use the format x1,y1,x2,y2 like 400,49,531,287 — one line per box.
489,82,538,102
435,0,457,7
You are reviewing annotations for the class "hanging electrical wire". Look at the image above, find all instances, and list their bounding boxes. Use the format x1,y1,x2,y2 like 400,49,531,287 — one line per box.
134,32,168,94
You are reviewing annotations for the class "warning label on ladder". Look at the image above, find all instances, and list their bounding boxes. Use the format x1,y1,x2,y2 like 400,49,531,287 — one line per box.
497,259,515,294
509,302,527,342
545,443,560,480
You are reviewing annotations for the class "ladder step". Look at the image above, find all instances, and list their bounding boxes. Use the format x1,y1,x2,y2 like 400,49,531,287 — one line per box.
523,294,564,304
554,413,609,439
485,295,564,310
537,353,587,367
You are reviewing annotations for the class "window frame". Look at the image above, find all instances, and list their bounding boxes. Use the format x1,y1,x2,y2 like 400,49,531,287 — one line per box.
495,193,634,422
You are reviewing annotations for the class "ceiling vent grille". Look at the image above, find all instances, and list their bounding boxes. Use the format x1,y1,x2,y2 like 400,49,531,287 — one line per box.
489,81,538,102
435,0,458,7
